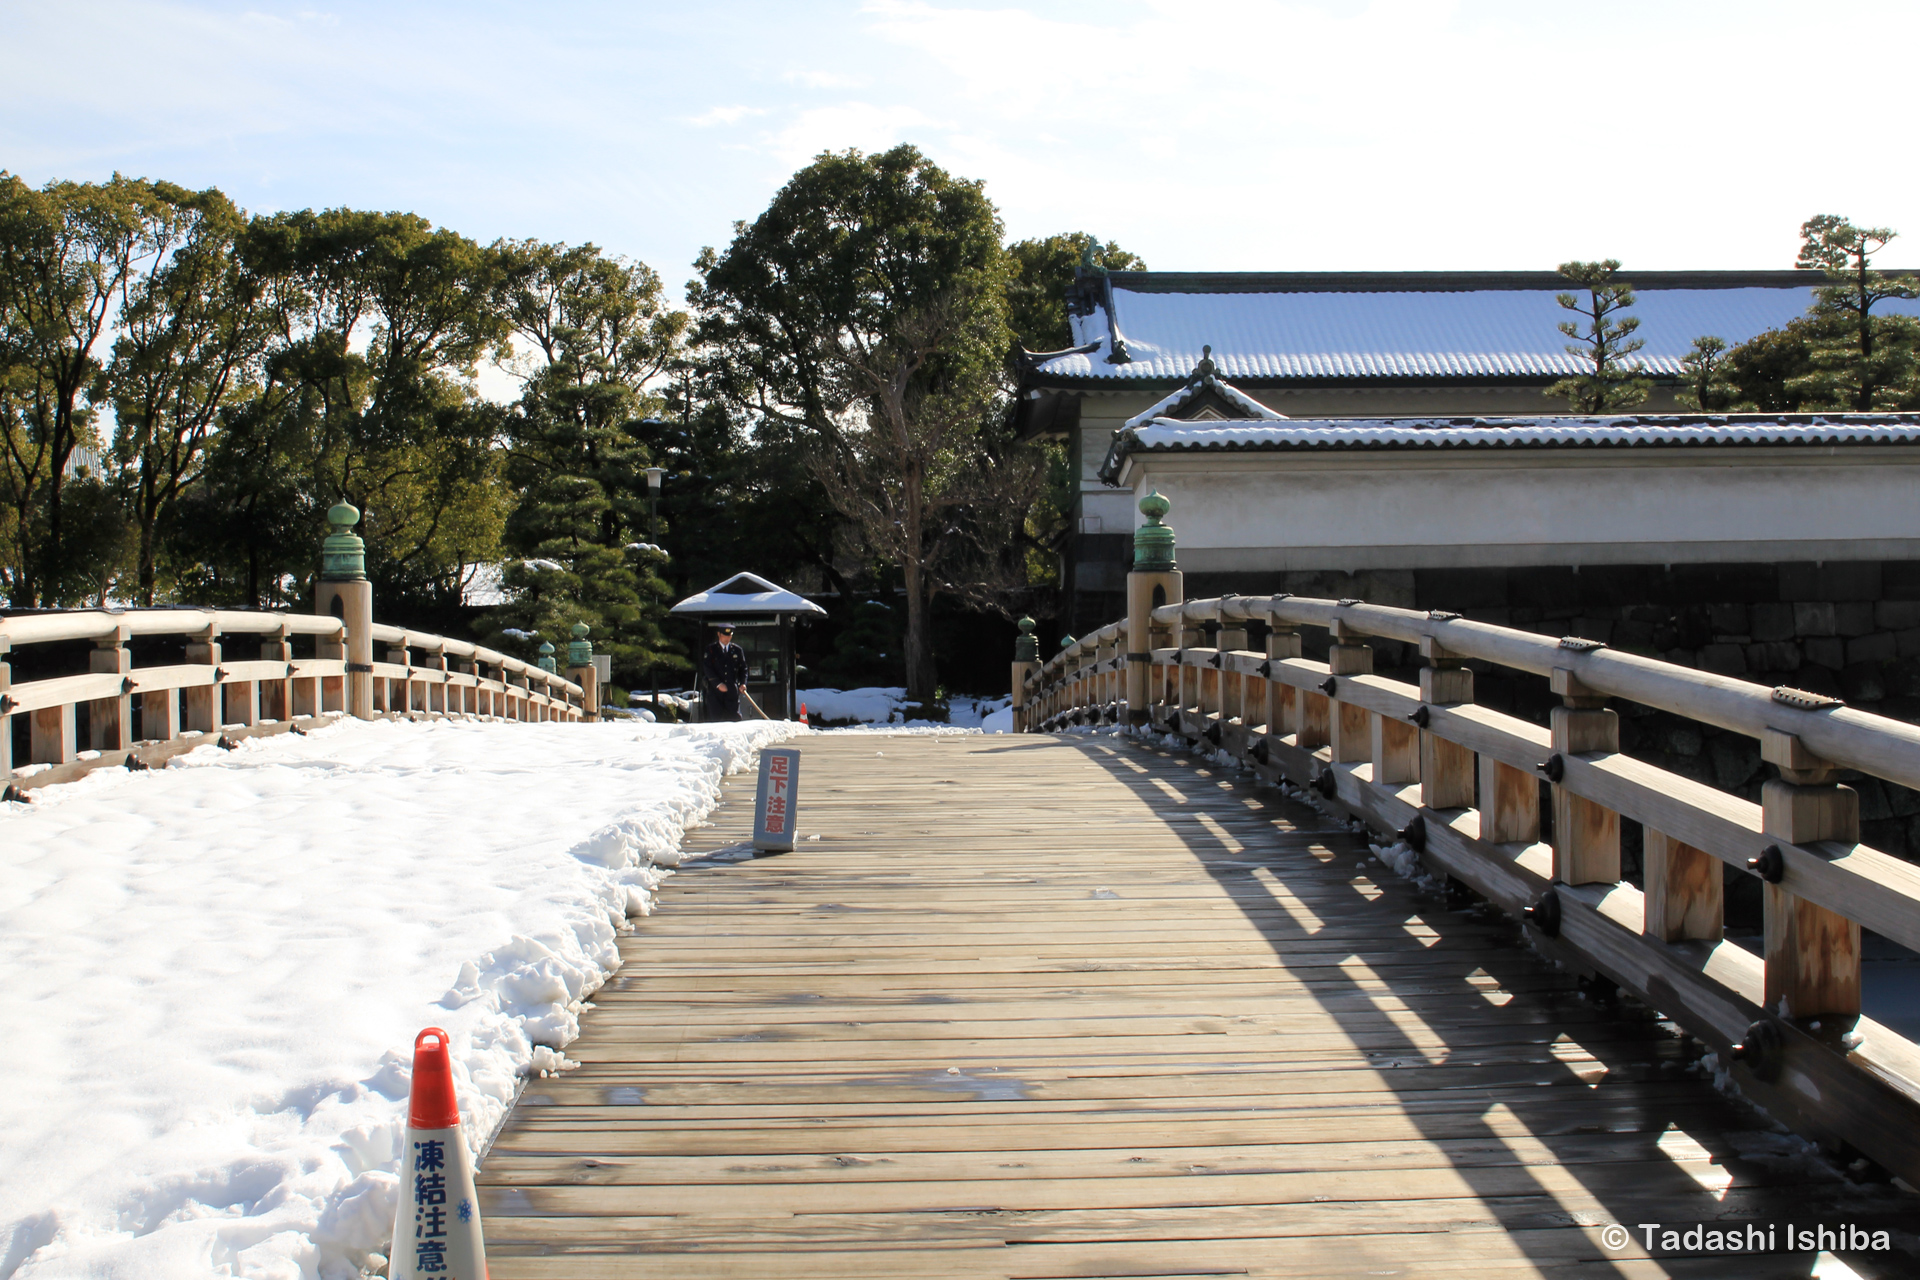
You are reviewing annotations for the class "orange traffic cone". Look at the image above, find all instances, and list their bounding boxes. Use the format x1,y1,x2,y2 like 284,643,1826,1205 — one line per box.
391,1028,488,1279
800,702,809,727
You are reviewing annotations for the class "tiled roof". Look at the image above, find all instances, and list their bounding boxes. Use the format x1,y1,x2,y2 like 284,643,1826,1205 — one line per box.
1035,271,1920,386
1097,414,1920,482
1122,372,1287,429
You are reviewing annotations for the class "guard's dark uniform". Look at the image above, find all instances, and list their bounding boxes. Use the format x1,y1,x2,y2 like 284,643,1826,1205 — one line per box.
701,636,749,721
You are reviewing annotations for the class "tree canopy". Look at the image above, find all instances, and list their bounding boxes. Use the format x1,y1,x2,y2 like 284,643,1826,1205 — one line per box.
1544,260,1651,413
691,144,1043,700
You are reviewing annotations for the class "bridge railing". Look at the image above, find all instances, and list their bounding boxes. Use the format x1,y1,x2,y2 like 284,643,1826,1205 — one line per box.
2,609,587,796
1017,561,1920,1188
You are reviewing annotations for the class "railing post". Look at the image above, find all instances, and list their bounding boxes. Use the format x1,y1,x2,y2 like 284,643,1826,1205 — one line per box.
88,624,133,751
1550,667,1620,885
1011,618,1038,732
182,624,222,735
260,623,293,723
315,502,375,721
1760,729,1861,1019
1326,618,1372,764
1125,492,1182,729
387,640,414,714
1418,636,1475,810
1265,613,1300,741
567,623,598,720
0,638,11,781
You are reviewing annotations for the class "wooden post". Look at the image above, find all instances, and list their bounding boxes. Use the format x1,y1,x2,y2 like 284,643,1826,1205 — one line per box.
316,621,347,716
1327,620,1372,764
1126,491,1182,728
1479,758,1540,844
1644,829,1723,942
387,643,412,714
259,625,293,723
1294,685,1330,751
1418,636,1475,810
1550,667,1620,886
1266,620,1300,740
182,625,221,735
88,624,133,751
1760,728,1861,1019
0,638,11,781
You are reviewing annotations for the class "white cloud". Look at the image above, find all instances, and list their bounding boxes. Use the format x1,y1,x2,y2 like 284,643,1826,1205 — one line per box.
764,101,943,168
688,105,768,127
783,69,869,89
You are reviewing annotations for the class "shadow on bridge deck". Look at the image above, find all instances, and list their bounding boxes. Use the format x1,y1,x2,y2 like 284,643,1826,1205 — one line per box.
476,731,1918,1279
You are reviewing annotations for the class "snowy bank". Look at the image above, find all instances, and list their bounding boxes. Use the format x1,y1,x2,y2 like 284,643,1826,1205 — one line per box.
797,686,1012,731
0,716,798,1279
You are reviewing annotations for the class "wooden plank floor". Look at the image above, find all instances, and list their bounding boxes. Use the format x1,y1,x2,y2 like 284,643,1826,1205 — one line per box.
479,733,1918,1279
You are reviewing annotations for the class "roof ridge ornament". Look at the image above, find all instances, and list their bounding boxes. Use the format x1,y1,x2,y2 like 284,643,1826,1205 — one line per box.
1192,344,1218,383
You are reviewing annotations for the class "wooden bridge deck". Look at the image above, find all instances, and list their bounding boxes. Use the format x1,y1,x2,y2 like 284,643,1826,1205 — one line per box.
478,733,1916,1279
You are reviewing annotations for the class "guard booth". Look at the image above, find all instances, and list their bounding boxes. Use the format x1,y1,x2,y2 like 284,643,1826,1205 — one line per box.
671,572,827,721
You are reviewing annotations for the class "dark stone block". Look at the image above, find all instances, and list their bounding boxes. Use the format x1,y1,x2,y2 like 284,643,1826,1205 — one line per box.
1570,617,1613,644
1749,602,1794,643
1671,562,1777,604
1699,644,1747,676
1878,600,1920,630
1840,662,1889,704
1805,636,1846,670
1665,725,1704,757
1708,732,1761,791
1708,602,1748,634
1675,605,1713,649
1626,604,1669,624
1779,560,1882,602
1414,568,1508,611
1892,783,1920,818
1882,561,1920,601
1862,817,1907,859
1792,665,1841,697
1509,566,1582,610
1664,648,1698,667
1794,602,1837,637
1746,641,1801,673
1836,602,1876,637
1613,619,1656,651
1855,777,1895,822
1582,565,1663,607
1848,632,1898,665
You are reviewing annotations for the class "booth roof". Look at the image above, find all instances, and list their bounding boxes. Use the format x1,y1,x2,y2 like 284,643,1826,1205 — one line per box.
670,571,828,617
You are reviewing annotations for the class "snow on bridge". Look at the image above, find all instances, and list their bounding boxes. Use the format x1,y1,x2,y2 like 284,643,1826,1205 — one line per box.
0,716,799,1278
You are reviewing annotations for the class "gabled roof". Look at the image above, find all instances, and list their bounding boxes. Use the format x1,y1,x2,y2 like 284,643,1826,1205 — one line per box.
1098,413,1920,483
1027,269,1920,389
1122,348,1287,429
670,572,828,617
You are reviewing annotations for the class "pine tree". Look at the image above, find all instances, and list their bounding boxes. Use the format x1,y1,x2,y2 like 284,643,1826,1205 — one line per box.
1676,336,1736,411
1787,215,1920,411
1545,260,1651,413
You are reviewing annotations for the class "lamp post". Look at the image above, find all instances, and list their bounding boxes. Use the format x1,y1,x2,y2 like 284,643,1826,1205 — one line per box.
645,466,666,715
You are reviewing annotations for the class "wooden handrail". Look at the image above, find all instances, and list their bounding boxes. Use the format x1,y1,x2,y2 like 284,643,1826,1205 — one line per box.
1021,589,1920,1190
2,606,588,794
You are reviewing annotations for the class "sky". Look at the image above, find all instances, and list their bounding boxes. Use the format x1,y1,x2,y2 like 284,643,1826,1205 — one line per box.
5,0,1919,295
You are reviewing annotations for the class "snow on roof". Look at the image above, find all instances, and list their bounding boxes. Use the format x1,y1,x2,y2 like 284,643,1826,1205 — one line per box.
671,571,828,617
1123,364,1286,429
1037,273,1920,384
1099,413,1920,481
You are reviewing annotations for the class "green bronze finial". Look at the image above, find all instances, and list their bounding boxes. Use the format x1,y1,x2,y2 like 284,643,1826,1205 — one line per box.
320,502,365,582
1014,616,1038,663
1133,490,1176,571
567,621,592,668
537,640,558,674
1060,634,1076,649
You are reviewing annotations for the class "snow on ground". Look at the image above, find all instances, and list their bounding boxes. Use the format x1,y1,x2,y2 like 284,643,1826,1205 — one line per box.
796,687,1011,731
0,715,798,1279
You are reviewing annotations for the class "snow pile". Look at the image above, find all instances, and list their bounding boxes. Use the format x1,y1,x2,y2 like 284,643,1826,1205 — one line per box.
0,715,798,1279
796,686,909,725
796,687,1013,732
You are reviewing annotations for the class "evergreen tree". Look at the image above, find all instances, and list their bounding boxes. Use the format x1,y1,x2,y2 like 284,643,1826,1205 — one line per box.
692,145,1041,701
1787,214,1920,410
1676,335,1735,411
1545,260,1651,413
483,239,689,688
